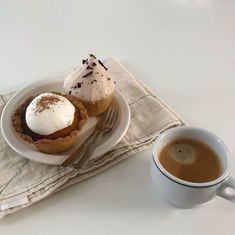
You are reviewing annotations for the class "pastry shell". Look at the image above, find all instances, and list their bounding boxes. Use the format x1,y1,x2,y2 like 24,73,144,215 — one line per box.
81,94,113,116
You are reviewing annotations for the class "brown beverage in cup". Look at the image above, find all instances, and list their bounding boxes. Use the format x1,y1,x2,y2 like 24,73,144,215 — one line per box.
151,127,235,207
159,138,223,183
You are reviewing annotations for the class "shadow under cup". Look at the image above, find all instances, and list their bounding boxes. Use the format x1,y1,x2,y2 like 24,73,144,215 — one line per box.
151,126,232,208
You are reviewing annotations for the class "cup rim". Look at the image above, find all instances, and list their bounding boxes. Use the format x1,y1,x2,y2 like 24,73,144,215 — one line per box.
152,126,231,188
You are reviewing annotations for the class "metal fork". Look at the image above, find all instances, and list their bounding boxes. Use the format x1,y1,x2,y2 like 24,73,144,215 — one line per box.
61,106,118,170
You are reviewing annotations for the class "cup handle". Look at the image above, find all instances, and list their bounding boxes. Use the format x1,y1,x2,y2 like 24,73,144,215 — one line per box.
217,177,235,202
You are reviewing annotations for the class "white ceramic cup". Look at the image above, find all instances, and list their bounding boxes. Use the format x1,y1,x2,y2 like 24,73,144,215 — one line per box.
151,126,235,208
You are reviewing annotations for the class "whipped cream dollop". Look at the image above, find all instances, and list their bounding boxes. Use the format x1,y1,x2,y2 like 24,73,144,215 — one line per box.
25,93,75,135
64,54,116,102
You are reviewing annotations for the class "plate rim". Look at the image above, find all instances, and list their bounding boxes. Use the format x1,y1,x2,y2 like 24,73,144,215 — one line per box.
1,76,130,165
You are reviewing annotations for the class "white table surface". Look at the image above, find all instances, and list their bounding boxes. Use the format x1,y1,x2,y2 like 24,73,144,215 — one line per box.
1,0,235,234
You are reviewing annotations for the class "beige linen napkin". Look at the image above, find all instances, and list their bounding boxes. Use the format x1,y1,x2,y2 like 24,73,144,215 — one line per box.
0,58,184,219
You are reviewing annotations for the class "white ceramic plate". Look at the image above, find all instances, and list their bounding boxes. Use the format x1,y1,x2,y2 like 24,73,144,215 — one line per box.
1,74,130,165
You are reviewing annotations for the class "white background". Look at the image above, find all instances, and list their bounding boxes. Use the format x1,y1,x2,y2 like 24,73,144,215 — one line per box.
0,0,235,234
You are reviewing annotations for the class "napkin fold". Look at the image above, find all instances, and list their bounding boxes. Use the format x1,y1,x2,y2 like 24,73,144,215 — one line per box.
0,58,184,219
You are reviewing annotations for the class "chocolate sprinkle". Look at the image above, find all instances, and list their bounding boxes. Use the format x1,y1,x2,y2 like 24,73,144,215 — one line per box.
87,65,92,70
107,77,111,80
90,54,96,58
94,79,97,82
71,82,82,89
98,60,108,70
77,82,82,88
93,62,97,66
82,59,88,64
82,71,93,78
69,90,72,95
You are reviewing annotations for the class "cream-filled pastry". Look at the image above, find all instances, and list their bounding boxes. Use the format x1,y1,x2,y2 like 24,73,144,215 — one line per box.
64,54,116,116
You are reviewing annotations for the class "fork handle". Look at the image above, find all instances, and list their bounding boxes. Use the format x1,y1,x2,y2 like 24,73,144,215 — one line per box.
72,131,104,170
61,129,99,167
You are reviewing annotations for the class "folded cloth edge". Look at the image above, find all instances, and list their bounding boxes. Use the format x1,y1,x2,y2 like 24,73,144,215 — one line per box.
0,57,185,219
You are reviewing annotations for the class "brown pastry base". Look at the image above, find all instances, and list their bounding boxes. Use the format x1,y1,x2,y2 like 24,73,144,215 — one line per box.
12,93,88,154
81,95,113,116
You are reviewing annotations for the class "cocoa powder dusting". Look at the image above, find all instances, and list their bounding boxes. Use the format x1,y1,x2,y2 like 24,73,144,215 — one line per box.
33,95,61,113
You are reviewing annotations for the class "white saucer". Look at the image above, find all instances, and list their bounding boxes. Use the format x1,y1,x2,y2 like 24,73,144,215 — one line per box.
1,74,130,165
